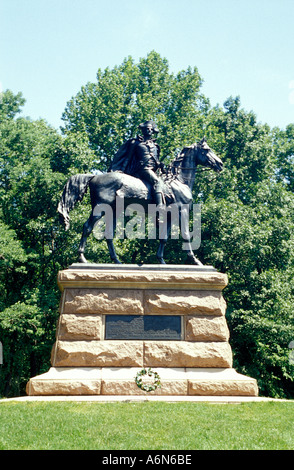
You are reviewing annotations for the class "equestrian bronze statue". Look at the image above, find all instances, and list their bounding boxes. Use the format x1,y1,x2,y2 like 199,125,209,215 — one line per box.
58,121,223,265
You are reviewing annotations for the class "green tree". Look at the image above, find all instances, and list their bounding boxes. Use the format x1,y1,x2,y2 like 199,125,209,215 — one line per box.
0,89,110,396
0,89,25,120
61,51,208,170
196,99,294,398
273,123,294,192
0,91,66,395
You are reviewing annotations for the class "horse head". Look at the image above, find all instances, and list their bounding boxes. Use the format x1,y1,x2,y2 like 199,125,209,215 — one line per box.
195,137,223,172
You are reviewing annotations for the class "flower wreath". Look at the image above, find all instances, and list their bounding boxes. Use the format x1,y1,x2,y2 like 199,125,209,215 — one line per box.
135,368,161,392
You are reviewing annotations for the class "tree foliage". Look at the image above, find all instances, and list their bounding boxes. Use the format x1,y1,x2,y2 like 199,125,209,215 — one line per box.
61,51,208,169
0,52,294,398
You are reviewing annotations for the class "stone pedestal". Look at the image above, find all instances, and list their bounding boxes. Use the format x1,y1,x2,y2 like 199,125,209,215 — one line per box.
26,264,258,397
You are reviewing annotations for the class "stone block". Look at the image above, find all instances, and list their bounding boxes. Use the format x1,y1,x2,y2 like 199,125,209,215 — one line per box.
26,368,102,396
58,314,102,340
26,366,259,397
143,341,232,368
52,340,144,367
144,290,226,316
57,267,228,292
188,380,258,396
186,368,258,396
185,315,229,342
101,368,187,396
63,288,143,314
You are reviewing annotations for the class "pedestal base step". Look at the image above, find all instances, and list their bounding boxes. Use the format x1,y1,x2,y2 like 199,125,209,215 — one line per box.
26,367,258,397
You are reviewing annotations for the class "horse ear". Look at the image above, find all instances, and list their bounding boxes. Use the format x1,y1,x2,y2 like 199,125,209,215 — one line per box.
199,137,206,145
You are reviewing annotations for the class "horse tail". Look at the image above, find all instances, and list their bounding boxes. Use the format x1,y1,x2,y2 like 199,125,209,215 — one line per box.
57,174,94,230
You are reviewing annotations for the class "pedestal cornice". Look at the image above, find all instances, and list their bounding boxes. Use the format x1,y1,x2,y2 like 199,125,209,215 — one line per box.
57,264,228,291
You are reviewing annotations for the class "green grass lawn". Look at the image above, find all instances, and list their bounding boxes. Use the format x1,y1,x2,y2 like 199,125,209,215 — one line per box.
0,401,293,450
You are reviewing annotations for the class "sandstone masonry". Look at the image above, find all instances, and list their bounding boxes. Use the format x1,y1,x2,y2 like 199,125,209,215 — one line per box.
26,264,258,397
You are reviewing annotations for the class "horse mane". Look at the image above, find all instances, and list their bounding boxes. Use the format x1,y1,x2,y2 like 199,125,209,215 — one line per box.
170,144,197,175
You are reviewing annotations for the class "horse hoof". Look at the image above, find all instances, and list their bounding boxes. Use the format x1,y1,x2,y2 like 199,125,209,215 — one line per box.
194,259,203,266
113,258,122,264
187,254,203,266
157,257,166,265
78,253,88,263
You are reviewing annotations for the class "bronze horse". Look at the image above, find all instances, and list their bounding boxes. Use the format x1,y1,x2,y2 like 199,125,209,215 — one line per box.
58,138,223,265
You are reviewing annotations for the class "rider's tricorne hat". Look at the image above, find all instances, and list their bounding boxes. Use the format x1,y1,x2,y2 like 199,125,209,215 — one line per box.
139,120,159,134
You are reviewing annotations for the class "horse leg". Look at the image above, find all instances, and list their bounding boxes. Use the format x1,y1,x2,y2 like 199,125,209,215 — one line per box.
106,240,121,264
78,211,103,263
185,244,203,265
180,207,203,266
156,240,166,264
156,216,171,264
106,210,121,264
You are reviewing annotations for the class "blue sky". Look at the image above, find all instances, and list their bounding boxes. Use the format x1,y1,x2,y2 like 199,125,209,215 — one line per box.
1,0,294,130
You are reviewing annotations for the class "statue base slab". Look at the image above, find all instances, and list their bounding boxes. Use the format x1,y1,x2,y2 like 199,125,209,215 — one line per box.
26,367,258,397
26,264,258,397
